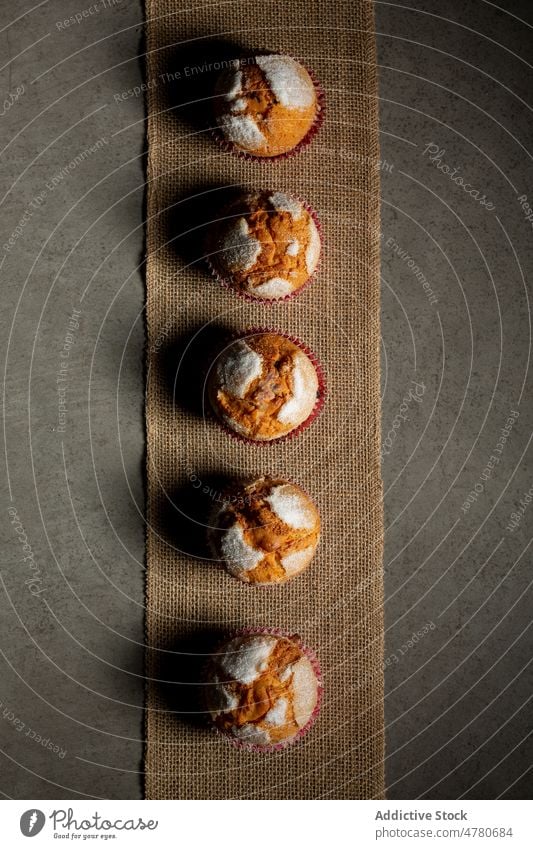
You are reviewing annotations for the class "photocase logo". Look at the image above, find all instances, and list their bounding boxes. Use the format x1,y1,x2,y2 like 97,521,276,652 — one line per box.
20,809,45,837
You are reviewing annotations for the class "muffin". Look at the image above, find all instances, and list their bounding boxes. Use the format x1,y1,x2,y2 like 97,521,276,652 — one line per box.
209,476,320,585
213,55,322,158
207,190,321,301
205,631,321,750
207,331,323,442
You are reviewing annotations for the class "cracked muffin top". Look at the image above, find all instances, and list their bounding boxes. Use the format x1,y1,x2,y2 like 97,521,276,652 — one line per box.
206,632,320,749
207,331,321,442
209,476,320,585
207,190,321,301
213,55,320,157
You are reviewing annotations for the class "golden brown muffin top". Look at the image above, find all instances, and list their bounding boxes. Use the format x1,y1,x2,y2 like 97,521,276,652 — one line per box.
214,56,318,157
210,476,320,584
208,332,319,441
208,191,320,300
207,633,319,747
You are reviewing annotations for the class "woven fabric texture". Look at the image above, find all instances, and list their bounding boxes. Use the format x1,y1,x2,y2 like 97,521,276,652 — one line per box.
145,0,384,799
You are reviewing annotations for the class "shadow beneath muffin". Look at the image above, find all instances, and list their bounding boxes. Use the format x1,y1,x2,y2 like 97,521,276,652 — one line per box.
151,473,236,562
148,628,228,732
161,182,247,272
153,36,253,137
154,322,232,418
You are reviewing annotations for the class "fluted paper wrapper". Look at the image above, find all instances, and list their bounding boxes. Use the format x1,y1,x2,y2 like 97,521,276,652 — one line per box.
204,628,323,753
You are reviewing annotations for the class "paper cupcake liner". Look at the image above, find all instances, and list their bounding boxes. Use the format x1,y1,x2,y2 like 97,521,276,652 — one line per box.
205,198,323,305
208,327,326,446
207,475,320,588
204,627,323,753
211,58,325,162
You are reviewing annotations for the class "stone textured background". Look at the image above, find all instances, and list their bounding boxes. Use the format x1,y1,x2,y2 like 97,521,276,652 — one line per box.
0,0,531,798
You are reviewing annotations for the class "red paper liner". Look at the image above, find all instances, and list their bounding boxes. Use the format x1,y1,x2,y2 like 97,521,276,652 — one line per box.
206,475,321,587
205,196,323,304
207,327,327,446
211,58,325,162
204,627,323,753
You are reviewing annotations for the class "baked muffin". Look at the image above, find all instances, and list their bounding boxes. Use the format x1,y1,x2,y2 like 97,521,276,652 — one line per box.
207,331,323,442
213,55,322,158
205,631,321,750
209,476,320,585
207,190,321,301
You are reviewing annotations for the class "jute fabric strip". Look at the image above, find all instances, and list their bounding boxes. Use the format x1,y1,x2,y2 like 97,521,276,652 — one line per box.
145,0,384,799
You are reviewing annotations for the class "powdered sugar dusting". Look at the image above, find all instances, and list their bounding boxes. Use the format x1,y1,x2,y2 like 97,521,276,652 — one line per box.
269,191,303,220
223,70,242,101
210,675,239,717
282,547,314,576
217,339,263,398
220,523,264,574
264,697,288,727
231,97,246,113
277,352,318,425
220,413,249,436
266,484,316,530
253,277,293,298
305,217,321,273
233,724,271,745
291,657,319,727
286,238,300,256
256,55,315,109
220,635,276,685
218,217,261,271
280,665,292,683
217,114,266,149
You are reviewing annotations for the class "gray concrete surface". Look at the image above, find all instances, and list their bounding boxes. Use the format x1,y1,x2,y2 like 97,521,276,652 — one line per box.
0,0,531,799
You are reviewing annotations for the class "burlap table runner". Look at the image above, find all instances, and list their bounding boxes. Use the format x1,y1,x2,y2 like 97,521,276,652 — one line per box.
144,0,384,799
